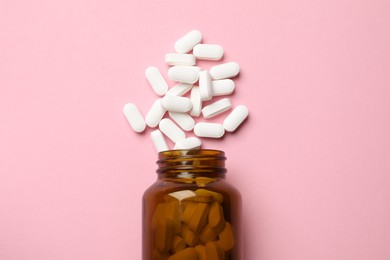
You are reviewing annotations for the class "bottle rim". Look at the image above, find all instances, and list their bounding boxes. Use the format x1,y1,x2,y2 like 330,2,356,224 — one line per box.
156,149,227,175
158,149,225,159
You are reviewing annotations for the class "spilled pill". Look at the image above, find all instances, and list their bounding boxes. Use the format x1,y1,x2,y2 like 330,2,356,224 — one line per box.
193,44,224,60
201,98,232,119
169,112,195,131
145,99,166,128
212,79,235,96
189,86,202,117
123,103,146,133
165,53,196,66
223,105,249,132
159,118,186,143
198,70,213,101
168,66,200,84
174,137,201,150
174,30,202,54
150,130,168,153
210,61,240,80
162,95,192,113
166,83,193,96
194,122,225,138
192,66,202,72
145,66,168,96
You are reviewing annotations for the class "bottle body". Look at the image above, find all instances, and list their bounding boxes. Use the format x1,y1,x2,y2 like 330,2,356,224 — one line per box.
142,149,243,260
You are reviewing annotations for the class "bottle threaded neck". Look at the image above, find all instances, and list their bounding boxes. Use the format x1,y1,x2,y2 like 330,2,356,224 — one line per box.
156,149,226,178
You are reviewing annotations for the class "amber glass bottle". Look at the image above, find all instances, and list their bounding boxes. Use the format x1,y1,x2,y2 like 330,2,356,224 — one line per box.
142,149,243,260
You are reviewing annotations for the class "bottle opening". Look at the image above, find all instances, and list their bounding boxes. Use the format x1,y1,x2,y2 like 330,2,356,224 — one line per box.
156,149,227,177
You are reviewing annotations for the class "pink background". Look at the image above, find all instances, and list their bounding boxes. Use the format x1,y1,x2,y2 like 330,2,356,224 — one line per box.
1,0,390,259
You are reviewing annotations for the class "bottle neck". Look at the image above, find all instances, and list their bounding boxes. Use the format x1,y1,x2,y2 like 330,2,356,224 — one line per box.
156,149,226,179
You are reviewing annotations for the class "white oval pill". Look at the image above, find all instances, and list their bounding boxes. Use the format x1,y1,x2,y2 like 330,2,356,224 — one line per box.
192,66,202,72
209,62,240,80
145,66,168,96
174,137,202,150
193,44,224,60
162,95,192,113
166,83,193,96
168,66,200,84
150,129,169,153
190,86,202,117
169,112,195,131
212,79,235,96
159,118,186,143
174,30,202,54
123,103,146,133
201,98,232,119
165,53,196,66
145,98,166,128
194,123,225,138
223,105,249,132
199,70,213,101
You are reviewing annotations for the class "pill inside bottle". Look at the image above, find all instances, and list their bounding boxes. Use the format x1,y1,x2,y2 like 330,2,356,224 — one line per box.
142,149,243,260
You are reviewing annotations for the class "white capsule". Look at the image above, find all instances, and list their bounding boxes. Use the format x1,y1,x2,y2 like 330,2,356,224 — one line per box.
168,66,200,84
159,118,186,143
123,103,146,133
145,66,168,96
198,70,213,101
150,130,169,153
174,137,202,150
145,99,166,128
209,62,240,80
166,83,193,96
212,79,235,96
165,53,196,66
192,66,202,72
174,30,202,54
201,98,232,119
162,95,192,113
193,44,224,60
168,112,195,131
223,105,249,132
194,122,225,138
190,86,202,117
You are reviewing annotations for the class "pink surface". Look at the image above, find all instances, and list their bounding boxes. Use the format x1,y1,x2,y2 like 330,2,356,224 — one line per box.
1,0,390,259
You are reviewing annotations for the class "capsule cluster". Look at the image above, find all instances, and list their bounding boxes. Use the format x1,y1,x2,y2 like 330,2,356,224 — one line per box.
152,189,234,260
123,30,249,152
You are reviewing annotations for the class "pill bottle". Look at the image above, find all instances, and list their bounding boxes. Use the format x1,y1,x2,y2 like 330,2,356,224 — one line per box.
142,149,243,260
